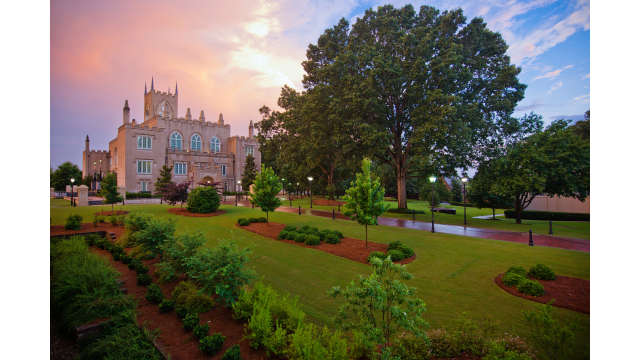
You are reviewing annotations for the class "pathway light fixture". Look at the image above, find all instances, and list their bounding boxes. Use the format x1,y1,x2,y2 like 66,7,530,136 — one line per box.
307,176,313,208
429,176,436,232
461,177,468,227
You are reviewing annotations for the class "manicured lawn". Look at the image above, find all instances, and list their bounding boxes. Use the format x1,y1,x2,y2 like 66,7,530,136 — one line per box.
282,197,590,240
51,202,590,359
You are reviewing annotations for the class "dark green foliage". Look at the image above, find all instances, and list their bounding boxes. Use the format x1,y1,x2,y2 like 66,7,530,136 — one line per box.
392,334,432,360
51,161,82,191
121,255,132,265
233,282,305,333
157,232,207,282
528,264,556,280
137,273,152,286
367,251,386,263
503,272,525,287
145,283,163,304
200,333,226,355
183,313,199,331
517,279,544,297
221,344,242,360
154,164,173,201
159,299,175,313
249,217,268,223
79,322,162,360
135,217,176,255
125,191,160,199
506,266,527,277
387,249,405,262
325,233,341,244
294,233,306,243
171,281,215,315
283,225,297,232
237,218,250,226
484,341,532,360
249,165,282,222
193,323,210,340
523,305,575,360
387,208,425,214
241,154,258,190
65,214,83,230
84,233,103,246
134,263,149,275
187,186,221,213
304,234,321,246
387,241,414,259
286,231,297,241
278,230,288,239
504,210,589,221
100,173,123,211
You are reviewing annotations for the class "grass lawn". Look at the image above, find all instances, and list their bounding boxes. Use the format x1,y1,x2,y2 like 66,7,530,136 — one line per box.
282,197,589,240
51,200,590,359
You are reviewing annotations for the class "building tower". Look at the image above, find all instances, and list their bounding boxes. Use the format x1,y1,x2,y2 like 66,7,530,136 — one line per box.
144,77,178,122
218,113,224,126
123,100,130,125
248,120,254,138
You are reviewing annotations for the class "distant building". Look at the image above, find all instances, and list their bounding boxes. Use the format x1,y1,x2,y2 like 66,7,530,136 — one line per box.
83,78,260,193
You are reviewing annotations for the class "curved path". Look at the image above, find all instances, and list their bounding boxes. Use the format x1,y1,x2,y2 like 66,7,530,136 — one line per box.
223,200,589,252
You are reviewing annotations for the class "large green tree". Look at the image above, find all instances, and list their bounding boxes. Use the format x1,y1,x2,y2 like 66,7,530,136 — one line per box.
241,154,258,191
249,165,282,222
469,162,513,219
51,162,82,191
99,172,123,211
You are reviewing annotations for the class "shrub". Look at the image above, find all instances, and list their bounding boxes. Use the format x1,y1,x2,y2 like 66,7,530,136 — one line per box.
528,264,556,280
388,241,414,258
278,230,289,240
392,334,431,360
325,233,341,244
121,255,132,265
136,217,176,255
65,214,83,230
387,249,405,262
367,251,386,263
253,217,268,223
137,273,152,286
172,281,215,315
221,344,241,360
503,272,525,287
506,266,527,277
504,209,589,221
484,341,532,360
294,233,306,243
109,215,119,226
237,218,250,226
304,234,321,246
523,305,575,360
283,225,297,232
125,212,153,233
200,333,226,355
288,323,331,359
264,323,288,357
193,323,210,340
187,186,221,213
159,299,175,313
517,279,544,297
183,313,199,331
332,230,344,239
135,263,149,275
145,283,163,304
286,231,297,241
85,233,103,246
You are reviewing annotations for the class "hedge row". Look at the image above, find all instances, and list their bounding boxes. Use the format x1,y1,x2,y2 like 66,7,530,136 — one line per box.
126,192,160,199
278,225,343,245
387,208,426,214
504,210,589,221
237,217,267,226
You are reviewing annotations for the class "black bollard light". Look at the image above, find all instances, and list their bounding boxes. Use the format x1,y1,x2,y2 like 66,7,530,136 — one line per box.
298,205,301,215
412,209,415,221
548,220,553,235
529,230,534,246
332,209,335,220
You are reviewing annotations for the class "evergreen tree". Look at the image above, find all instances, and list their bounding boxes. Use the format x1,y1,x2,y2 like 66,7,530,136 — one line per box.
241,154,258,191
99,172,122,212
154,165,173,202
343,158,388,247
249,165,282,222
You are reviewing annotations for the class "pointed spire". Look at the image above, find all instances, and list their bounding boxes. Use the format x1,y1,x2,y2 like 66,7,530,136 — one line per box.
144,82,147,95
199,110,205,121
175,81,178,96
185,107,192,120
218,113,224,125
86,135,89,142
124,99,129,109
151,77,154,91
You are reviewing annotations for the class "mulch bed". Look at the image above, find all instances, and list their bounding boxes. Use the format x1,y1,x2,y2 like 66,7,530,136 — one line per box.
238,222,416,265
495,273,589,314
94,210,129,216
168,208,226,217
312,199,345,206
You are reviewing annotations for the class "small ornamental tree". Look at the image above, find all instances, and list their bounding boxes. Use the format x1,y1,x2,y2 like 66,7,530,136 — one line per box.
330,256,428,354
100,172,122,212
166,182,190,207
187,187,221,213
249,165,281,222
154,165,173,202
343,158,388,247
241,154,258,191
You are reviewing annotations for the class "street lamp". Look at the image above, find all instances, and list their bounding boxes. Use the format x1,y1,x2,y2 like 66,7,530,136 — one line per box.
281,178,286,197
70,177,75,207
461,177,468,227
429,176,436,232
288,183,292,207
236,180,241,206
296,182,299,198
307,176,313,208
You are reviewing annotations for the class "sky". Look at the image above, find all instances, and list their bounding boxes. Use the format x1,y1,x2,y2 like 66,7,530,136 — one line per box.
50,0,590,169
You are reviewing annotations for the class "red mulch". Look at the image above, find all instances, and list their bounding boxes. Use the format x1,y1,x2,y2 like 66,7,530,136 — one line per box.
94,210,129,216
495,273,589,314
50,223,127,238
312,199,345,206
168,208,227,217
238,222,416,265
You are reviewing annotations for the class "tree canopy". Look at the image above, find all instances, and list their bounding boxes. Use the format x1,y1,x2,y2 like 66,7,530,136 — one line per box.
99,172,122,211
154,165,173,201
241,154,258,191
51,162,82,191
249,165,282,222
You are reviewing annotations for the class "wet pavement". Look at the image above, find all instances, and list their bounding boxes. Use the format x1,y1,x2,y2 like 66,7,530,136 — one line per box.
222,201,589,252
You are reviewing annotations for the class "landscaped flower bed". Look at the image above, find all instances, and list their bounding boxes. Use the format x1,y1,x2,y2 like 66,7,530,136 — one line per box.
168,207,226,217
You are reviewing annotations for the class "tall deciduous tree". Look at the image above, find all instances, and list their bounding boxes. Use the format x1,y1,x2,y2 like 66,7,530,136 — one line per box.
469,162,513,219
154,165,173,202
249,165,282,222
241,154,258,191
100,172,122,212
51,162,82,191
343,158,388,247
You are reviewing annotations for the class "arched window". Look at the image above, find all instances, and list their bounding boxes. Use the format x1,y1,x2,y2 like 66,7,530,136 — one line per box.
191,134,202,151
210,136,220,153
170,132,183,150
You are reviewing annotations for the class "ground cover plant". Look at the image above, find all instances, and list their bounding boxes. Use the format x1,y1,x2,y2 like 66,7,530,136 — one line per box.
187,186,221,213
278,224,344,245
237,217,267,226
367,240,415,263
64,214,82,230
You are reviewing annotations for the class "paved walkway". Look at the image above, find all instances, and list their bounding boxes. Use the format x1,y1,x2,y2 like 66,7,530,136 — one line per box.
472,214,504,219
224,200,589,252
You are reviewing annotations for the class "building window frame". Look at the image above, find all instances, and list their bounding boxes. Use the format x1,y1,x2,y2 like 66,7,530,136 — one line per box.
221,164,227,176
170,131,183,150
246,146,253,156
174,162,187,175
210,136,221,153
141,181,149,192
137,160,152,174
137,135,152,150
191,134,202,152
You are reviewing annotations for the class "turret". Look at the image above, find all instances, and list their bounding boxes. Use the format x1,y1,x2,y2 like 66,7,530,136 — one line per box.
199,110,205,122
151,77,154,92
123,99,130,125
218,113,224,126
85,135,90,153
249,120,254,137
185,107,192,120
175,82,178,96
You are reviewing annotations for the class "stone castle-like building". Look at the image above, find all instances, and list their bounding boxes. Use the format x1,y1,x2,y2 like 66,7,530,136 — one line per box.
83,78,261,193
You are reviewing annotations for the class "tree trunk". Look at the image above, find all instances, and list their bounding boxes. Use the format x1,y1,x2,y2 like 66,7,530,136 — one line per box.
396,166,407,209
514,198,522,224
266,211,269,223
492,208,495,220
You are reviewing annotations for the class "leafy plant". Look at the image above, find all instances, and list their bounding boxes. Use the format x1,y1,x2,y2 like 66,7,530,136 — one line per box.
248,165,282,222
387,249,405,262
145,283,163,304
65,214,83,230
237,218,250,226
187,186,221,213
506,266,527,277
517,279,544,297
221,344,242,360
503,272,525,287
100,172,123,212
387,241,414,258
367,251,386,263
200,333,226,355
278,230,289,240
523,305,575,360
171,281,215,315
183,313,199,331
294,233,306,243
527,264,556,280
193,323,210,340
284,225,297,232
158,299,175,313
135,217,176,256
137,273,152,286
304,234,321,246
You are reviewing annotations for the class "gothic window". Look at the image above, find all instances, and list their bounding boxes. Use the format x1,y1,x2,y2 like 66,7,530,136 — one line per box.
158,101,172,118
170,132,183,150
191,134,202,151
246,146,253,156
210,137,221,153
137,135,152,149
221,164,227,176
174,162,187,175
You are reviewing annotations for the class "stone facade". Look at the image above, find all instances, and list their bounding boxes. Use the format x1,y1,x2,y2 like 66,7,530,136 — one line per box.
83,78,260,193
83,135,110,183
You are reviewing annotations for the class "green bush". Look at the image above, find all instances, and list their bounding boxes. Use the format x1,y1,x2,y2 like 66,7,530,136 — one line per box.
517,279,544,296
121,255,132,265
283,225,297,232
193,323,210,340
387,208,426,214
294,233,306,243
503,272,525,287
125,212,153,233
158,299,174,313
388,241,414,258
187,186,221,213
265,323,288,357
172,281,215,315
304,234,321,246
504,209,589,221
65,214,83,230
528,264,556,280
221,344,241,360
200,333,226,355
484,340,532,360
392,334,431,360
286,231,297,241
137,273,152,286
145,283,163,304
325,233,341,244
332,230,344,239
367,251,386,263
506,266,527,277
237,218,250,226
183,313,199,331
278,230,289,240
387,249,405,262
523,305,575,360
233,282,305,334
252,217,268,223
80,322,162,359
135,263,149,275
135,217,176,255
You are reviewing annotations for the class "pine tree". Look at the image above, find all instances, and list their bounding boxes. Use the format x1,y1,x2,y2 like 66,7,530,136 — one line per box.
100,172,123,212
343,158,388,247
154,165,173,202
241,154,258,191
249,165,281,222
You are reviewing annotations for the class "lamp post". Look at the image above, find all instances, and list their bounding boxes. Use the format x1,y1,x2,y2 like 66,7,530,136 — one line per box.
288,183,292,207
281,178,286,197
307,176,313,208
70,178,75,207
429,176,436,232
236,180,241,206
296,182,299,198
461,177,468,227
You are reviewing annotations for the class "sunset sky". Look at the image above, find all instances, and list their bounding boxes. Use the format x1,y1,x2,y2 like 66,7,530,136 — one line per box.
50,0,590,168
